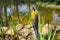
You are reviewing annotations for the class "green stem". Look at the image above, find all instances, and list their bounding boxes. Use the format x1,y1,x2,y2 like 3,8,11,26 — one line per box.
52,30,56,40
4,6,9,27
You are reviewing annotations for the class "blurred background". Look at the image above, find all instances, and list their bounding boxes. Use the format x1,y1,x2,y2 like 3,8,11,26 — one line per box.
0,0,60,40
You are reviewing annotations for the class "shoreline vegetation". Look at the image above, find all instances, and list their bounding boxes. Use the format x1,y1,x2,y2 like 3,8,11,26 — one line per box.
36,2,60,10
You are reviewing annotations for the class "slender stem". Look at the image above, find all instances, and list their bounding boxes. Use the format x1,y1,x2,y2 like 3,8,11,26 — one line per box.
52,30,56,40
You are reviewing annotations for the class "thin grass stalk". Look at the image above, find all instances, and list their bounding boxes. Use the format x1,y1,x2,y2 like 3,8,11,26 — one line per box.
1,28,6,40
48,32,52,40
52,29,56,40
48,23,53,40
38,12,40,40
38,13,45,40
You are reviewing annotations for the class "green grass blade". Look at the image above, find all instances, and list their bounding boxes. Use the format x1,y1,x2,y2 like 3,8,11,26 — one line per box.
52,30,56,40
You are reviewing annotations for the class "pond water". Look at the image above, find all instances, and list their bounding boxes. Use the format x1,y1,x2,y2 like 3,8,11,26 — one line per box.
2,4,29,16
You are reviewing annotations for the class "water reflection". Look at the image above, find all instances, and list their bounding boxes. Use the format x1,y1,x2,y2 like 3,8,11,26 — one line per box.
53,11,60,25
18,4,29,13
2,4,29,16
